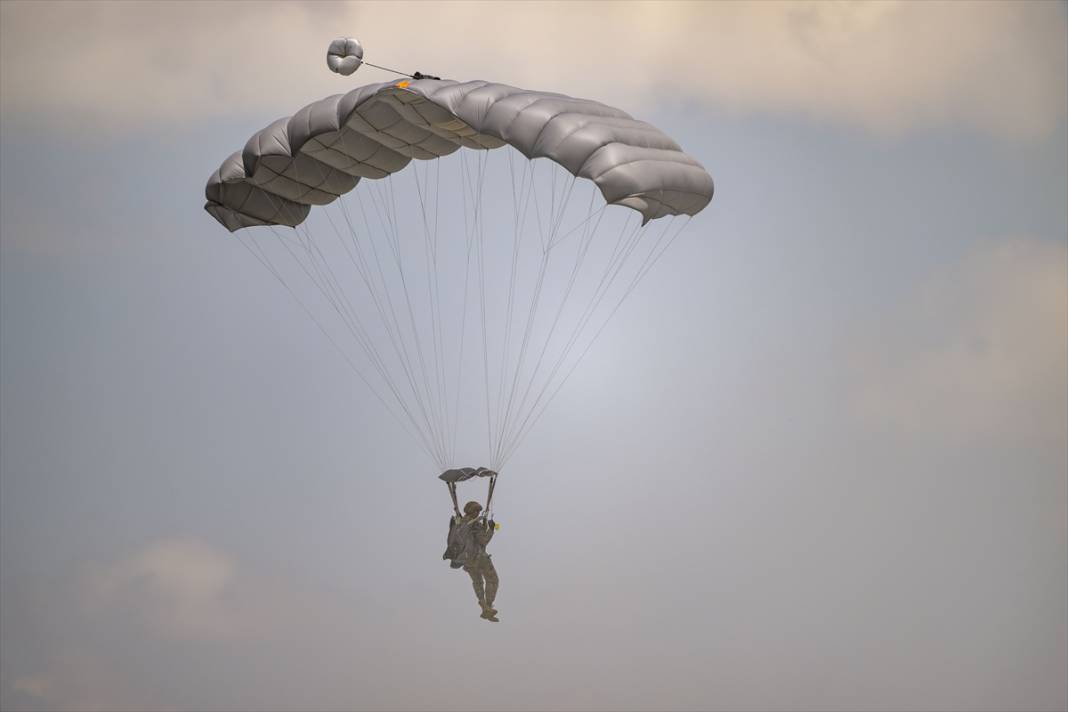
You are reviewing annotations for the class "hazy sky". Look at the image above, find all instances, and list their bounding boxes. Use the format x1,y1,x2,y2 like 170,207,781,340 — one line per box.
1,2,1066,711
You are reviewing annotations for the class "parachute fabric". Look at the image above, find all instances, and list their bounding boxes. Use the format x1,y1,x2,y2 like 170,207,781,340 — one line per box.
205,79,712,231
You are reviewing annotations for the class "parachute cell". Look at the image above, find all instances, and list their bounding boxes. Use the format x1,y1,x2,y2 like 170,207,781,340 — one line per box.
205,79,713,229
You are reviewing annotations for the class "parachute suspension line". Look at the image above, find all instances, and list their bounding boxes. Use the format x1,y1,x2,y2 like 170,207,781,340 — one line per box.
356,178,452,467
467,150,496,459
410,162,443,447
234,145,694,476
239,228,287,284
334,194,449,466
448,155,479,466
489,245,550,471
490,151,536,470
367,176,401,264
434,155,443,256
296,227,362,336
380,172,451,463
310,207,451,465
498,168,601,460
288,153,446,465
491,164,578,469
624,216,692,303
356,193,440,450
257,198,436,459
317,223,445,467
412,160,450,464
458,150,487,453
234,229,438,465
282,222,444,464
496,196,606,459
422,160,453,466
431,159,453,461
528,158,549,252
545,201,606,252
244,195,399,426
529,215,690,438
297,226,406,414
352,187,446,463
499,216,692,468
367,176,430,430
496,214,649,466
448,257,470,465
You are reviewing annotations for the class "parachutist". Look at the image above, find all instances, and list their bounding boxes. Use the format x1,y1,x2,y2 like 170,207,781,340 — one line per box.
439,468,500,621
412,71,441,81
443,501,500,622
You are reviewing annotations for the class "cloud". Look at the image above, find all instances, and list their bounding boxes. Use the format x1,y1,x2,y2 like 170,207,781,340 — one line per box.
851,238,1068,447
1,1,1064,139
5,537,354,710
8,653,168,712
86,537,240,642
81,537,352,644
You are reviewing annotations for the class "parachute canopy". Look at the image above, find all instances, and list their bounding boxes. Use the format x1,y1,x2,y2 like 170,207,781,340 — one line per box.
204,78,713,231
204,75,714,475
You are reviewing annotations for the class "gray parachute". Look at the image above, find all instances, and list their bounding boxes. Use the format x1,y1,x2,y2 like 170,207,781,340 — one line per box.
204,78,713,231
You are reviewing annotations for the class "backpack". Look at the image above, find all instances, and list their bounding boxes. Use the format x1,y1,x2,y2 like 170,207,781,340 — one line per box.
442,515,466,568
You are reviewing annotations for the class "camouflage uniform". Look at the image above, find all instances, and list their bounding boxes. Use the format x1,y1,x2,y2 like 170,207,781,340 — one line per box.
444,515,498,610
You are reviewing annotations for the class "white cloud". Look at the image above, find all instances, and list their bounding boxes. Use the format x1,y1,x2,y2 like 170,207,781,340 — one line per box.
81,536,346,646
1,1,1064,139
851,238,1068,447
6,537,354,710
87,537,239,641
9,654,167,712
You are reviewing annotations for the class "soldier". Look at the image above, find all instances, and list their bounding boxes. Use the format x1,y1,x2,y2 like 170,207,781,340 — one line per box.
444,500,499,622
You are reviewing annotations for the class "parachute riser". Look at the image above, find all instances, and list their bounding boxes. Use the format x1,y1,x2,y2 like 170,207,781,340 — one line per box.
484,472,498,521
441,468,498,520
446,481,461,517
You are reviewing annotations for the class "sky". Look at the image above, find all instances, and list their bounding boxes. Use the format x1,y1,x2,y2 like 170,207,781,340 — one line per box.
1,2,1066,711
